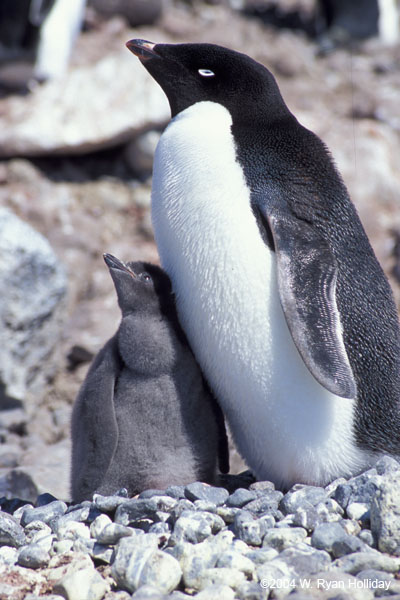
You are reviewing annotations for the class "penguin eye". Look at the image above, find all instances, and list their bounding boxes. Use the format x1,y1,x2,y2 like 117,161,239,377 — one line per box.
198,69,215,78
139,272,152,283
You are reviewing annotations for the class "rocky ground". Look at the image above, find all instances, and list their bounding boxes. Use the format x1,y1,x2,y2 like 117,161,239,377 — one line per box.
2,458,400,599
1,0,400,596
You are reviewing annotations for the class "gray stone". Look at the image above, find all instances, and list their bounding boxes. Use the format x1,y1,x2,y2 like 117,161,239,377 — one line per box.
55,521,90,541
311,522,351,553
20,500,68,527
276,544,331,576
194,500,217,513
35,492,59,507
24,520,52,542
96,523,134,545
0,511,26,547
0,545,18,565
332,550,400,574
115,497,176,526
332,471,381,510
52,539,74,554
233,511,262,546
332,535,365,558
216,506,242,524
216,550,255,578
89,514,112,539
91,543,114,564
0,469,38,504
169,499,195,523
0,208,67,404
25,596,65,600
243,491,283,516
137,550,182,593
53,565,109,600
357,569,396,596
236,582,266,600
195,585,235,600
165,486,186,500
17,543,50,568
171,510,224,544
246,547,279,564
292,506,320,532
179,530,235,589
249,481,275,493
370,470,400,555
262,527,308,551
51,505,91,534
358,529,376,548
306,571,375,600
198,567,246,591
375,456,400,475
226,489,257,508
346,501,370,523
72,537,95,555
185,483,229,506
111,534,159,593
338,518,361,536
280,485,327,515
93,494,129,512
148,522,170,537
130,585,168,600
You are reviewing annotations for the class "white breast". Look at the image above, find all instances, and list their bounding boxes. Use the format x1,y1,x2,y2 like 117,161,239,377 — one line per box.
151,101,374,488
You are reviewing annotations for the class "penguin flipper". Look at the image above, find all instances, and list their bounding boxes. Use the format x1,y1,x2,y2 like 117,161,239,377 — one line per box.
71,336,121,501
259,207,357,399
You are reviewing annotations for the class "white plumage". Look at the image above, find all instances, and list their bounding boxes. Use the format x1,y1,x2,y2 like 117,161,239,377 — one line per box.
152,100,374,489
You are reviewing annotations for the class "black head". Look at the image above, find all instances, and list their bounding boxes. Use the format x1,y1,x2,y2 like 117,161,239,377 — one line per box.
103,254,174,316
126,39,291,123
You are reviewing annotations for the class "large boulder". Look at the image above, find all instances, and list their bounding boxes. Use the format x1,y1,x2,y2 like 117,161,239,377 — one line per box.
0,45,169,157
0,207,67,407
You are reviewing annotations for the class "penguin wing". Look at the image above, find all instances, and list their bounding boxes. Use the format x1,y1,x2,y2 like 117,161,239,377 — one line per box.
71,336,121,500
255,204,357,399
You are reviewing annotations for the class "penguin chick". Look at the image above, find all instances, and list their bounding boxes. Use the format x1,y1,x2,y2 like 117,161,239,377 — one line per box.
70,254,229,502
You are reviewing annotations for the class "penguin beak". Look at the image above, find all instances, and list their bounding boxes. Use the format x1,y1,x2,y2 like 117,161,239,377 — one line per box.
103,253,137,278
125,39,159,61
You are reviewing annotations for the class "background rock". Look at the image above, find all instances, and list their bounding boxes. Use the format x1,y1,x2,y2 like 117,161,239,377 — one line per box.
0,207,67,406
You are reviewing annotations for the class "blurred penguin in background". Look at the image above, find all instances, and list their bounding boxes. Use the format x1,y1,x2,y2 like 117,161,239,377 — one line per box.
0,0,86,91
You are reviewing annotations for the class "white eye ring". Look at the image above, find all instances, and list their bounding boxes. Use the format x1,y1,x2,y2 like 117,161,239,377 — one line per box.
198,69,215,77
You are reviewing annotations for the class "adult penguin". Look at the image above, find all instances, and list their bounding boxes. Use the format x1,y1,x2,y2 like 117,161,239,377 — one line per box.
126,39,400,490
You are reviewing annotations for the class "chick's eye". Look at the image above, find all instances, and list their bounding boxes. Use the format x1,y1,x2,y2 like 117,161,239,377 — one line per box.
198,68,215,78
139,272,152,282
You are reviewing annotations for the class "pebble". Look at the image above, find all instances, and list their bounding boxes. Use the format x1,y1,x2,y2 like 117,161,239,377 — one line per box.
185,483,229,506
0,511,26,547
226,489,257,508
97,522,134,545
370,470,400,555
137,550,182,593
171,511,221,544
243,491,283,516
263,527,307,551
53,565,109,600
280,485,327,515
216,550,256,578
17,543,50,568
311,522,352,553
232,511,263,546
332,550,400,574
20,500,68,527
